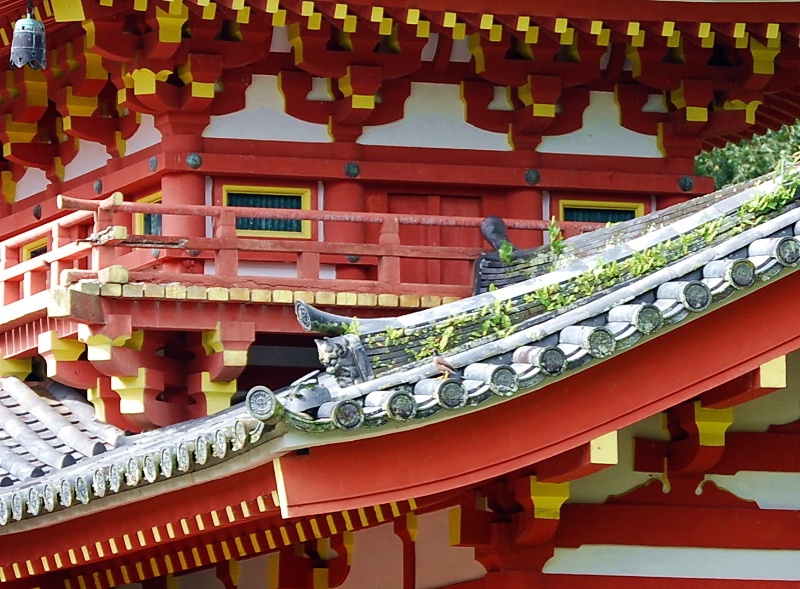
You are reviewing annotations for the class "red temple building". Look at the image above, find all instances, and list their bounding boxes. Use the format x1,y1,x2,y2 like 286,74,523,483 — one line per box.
2,0,800,587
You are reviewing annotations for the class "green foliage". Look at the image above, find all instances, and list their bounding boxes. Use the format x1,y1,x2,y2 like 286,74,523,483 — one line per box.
343,317,360,335
548,217,565,256
695,123,800,189
498,239,515,264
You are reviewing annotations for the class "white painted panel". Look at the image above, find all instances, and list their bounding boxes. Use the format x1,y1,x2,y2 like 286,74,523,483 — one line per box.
14,166,48,202
415,509,485,589
358,82,510,151
204,261,336,279
270,25,291,53
203,75,332,143
730,348,800,432
569,414,667,504
126,114,161,155
421,33,439,62
339,524,403,589
545,545,800,580
449,39,472,63
176,566,225,588
537,91,662,158
707,471,800,510
63,139,110,182
237,553,273,588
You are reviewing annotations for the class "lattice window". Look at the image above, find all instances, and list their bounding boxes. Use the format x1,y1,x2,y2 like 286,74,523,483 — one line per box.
223,186,311,238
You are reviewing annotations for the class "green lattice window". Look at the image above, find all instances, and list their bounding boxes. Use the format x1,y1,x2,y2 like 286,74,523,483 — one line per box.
562,207,637,224
227,192,303,232
223,186,311,238
142,213,162,235
559,199,644,225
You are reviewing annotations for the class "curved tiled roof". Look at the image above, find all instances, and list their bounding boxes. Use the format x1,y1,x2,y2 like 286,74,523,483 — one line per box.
0,379,123,487
1,169,800,527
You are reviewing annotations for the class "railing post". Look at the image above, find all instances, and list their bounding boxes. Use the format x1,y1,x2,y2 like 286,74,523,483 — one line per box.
161,171,207,273
214,210,238,278
378,216,401,285
91,198,117,272
325,181,368,280
297,251,321,280
0,244,19,305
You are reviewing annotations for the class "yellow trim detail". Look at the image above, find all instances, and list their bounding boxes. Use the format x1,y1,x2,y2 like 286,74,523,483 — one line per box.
51,0,85,21
590,431,619,465
559,198,645,220
694,401,734,447
527,477,570,520
0,358,31,380
133,192,162,235
21,236,48,261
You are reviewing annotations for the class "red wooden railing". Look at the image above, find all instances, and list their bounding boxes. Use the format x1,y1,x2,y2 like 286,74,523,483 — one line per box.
0,192,601,327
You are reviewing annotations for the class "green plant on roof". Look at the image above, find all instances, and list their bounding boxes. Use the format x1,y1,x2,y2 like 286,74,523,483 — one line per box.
343,317,361,335
498,239,515,264
548,217,565,256
366,161,800,371
697,216,724,245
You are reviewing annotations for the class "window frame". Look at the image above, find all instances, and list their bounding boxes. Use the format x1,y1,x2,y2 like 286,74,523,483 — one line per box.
558,199,645,223
133,192,163,236
222,184,312,239
21,236,48,261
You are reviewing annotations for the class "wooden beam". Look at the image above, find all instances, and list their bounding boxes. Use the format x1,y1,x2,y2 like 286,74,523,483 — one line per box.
701,356,786,409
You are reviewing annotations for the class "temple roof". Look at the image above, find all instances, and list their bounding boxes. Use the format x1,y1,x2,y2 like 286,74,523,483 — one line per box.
0,379,123,487
1,167,800,528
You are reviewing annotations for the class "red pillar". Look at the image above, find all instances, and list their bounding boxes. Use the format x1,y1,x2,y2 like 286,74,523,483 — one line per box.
155,125,208,273
324,180,369,280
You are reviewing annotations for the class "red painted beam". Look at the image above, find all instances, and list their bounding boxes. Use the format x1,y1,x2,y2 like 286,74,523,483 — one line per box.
165,151,705,195
711,431,800,475
557,502,800,550
275,269,800,517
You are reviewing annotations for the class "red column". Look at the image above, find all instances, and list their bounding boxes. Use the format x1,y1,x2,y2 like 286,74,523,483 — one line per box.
156,116,210,273
324,180,369,280
505,188,544,249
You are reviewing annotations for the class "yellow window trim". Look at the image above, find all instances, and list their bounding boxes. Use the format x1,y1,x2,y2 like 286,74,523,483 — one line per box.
21,236,48,261
133,192,162,235
222,185,311,239
559,199,645,219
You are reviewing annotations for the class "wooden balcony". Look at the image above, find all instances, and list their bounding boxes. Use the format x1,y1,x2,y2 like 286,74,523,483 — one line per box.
0,192,599,353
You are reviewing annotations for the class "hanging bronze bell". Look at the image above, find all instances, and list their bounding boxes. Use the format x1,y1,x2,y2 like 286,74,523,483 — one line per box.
10,11,45,70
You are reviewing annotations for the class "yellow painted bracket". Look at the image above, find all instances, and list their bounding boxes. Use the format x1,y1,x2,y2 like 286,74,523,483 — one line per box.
694,401,734,447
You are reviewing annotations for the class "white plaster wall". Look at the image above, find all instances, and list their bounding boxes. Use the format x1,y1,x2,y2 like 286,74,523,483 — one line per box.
569,413,668,504
537,91,663,158
545,546,800,580
415,509,485,589
63,139,111,182
13,166,48,202
339,524,404,589
125,114,161,155
203,75,332,143
358,82,510,151
203,261,336,279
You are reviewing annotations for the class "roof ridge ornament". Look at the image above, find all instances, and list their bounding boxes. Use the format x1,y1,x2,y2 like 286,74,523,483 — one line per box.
10,1,46,70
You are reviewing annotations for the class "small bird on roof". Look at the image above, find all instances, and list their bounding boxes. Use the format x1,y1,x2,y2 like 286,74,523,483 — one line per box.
431,351,459,381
